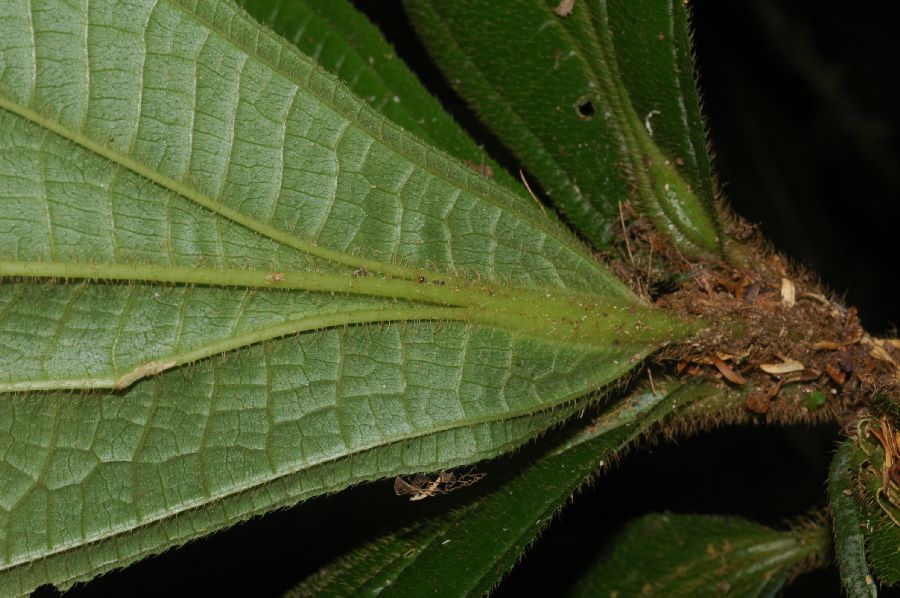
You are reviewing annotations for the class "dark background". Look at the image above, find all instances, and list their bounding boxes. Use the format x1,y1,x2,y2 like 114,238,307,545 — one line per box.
44,1,899,596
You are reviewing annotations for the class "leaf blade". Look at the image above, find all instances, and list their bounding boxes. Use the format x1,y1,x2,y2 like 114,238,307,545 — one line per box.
0,324,620,595
236,0,524,196
0,0,699,392
570,514,829,598
829,440,879,597
849,417,900,588
404,0,721,256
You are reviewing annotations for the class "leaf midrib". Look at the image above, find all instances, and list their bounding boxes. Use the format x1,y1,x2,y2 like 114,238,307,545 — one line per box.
0,93,413,280
0,303,467,392
574,2,720,254
652,537,808,592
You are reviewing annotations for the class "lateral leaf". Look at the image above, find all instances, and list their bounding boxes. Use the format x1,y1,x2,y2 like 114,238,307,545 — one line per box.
850,418,900,588
828,441,879,597
287,381,718,597
405,0,722,256
570,513,829,598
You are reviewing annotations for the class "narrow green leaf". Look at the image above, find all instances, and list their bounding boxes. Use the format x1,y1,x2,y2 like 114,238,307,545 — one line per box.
829,441,879,597
405,0,721,256
850,418,900,587
0,0,697,593
571,514,830,598
288,380,718,597
605,0,717,214
235,0,524,196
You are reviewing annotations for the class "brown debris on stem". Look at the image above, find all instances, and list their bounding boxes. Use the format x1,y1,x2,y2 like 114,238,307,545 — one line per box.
601,202,899,425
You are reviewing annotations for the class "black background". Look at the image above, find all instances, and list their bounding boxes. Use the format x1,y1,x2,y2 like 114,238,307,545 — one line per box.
42,1,899,596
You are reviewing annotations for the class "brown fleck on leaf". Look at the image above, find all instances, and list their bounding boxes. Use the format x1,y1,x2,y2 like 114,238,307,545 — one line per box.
825,363,846,385
812,340,842,350
553,0,575,17
394,469,484,501
394,476,417,496
746,392,770,414
745,381,782,414
780,277,796,306
713,356,747,385
266,271,285,283
463,158,494,179
842,306,863,344
742,281,761,303
869,344,896,365
759,359,805,375
790,368,821,383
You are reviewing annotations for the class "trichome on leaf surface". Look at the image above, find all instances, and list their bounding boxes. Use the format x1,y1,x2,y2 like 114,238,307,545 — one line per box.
0,0,897,596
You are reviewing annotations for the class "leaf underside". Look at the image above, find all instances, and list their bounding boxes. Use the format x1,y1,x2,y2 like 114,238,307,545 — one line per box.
571,513,829,598
0,0,696,593
236,0,524,196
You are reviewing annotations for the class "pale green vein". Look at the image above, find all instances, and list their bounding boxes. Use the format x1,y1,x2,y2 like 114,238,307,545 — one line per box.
0,95,418,281
555,1,721,257
0,260,465,306
0,305,465,393
0,259,692,391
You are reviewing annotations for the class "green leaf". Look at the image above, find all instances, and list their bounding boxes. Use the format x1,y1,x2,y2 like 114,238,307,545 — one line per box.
0,0,697,593
829,441,879,597
0,0,690,392
235,0,524,196
287,380,717,597
0,369,589,597
404,0,721,256
570,513,829,598
850,419,900,588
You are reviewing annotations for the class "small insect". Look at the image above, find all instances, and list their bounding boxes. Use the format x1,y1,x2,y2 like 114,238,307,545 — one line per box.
417,274,426,283
393,470,485,502
463,157,494,179
353,268,370,277
266,272,285,283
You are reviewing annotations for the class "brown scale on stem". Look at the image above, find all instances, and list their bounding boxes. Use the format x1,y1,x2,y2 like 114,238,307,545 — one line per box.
601,202,900,425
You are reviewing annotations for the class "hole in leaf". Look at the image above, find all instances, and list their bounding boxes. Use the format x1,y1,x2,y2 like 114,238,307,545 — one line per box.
575,97,595,120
